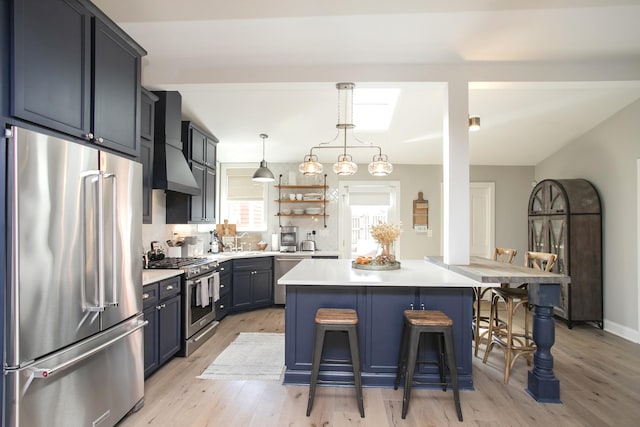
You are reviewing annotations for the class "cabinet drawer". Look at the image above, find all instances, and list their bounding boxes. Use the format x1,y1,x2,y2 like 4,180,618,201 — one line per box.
233,257,273,271
142,284,159,309
159,277,181,299
219,272,231,296
216,294,231,320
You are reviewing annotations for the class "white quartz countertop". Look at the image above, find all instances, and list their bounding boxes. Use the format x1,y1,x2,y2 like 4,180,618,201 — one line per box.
277,259,482,288
142,251,339,286
142,269,183,286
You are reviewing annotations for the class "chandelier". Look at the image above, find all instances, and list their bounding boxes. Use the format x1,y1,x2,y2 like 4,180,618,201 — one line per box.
298,82,393,177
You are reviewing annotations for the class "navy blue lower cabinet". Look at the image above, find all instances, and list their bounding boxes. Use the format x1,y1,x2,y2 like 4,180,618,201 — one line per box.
283,285,474,390
231,257,273,311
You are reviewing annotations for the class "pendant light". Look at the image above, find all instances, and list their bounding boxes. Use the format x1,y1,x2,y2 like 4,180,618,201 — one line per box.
252,133,275,182
298,82,393,177
299,154,323,175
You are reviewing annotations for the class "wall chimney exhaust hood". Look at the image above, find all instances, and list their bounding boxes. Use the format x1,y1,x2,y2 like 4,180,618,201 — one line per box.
151,91,201,196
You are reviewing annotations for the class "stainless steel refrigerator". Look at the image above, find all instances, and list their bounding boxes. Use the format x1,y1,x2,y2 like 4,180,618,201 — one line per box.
3,126,145,426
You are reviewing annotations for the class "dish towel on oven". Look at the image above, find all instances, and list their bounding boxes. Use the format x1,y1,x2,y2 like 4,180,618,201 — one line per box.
197,277,210,308
212,272,220,302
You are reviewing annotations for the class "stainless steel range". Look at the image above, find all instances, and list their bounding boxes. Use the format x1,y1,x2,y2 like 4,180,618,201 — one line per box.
147,257,220,356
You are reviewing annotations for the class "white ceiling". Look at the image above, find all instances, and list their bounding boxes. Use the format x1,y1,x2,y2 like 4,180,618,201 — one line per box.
95,0,640,166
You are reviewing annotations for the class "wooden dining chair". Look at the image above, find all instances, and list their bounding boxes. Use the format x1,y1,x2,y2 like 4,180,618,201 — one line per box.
472,248,517,357
483,251,556,383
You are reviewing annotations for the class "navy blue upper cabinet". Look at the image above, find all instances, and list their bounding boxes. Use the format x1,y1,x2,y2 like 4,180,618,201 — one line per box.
11,0,146,156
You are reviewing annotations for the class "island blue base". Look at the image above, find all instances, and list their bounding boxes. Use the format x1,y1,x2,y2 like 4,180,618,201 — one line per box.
283,285,474,389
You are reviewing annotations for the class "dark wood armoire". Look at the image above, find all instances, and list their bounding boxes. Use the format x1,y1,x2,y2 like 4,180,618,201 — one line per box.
528,179,602,328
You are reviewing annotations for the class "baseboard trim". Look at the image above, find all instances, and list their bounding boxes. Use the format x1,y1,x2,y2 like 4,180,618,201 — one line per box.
604,319,640,343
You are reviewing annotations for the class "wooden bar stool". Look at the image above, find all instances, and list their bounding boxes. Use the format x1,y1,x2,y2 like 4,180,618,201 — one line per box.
473,247,517,356
306,308,365,418
483,251,557,383
394,310,463,421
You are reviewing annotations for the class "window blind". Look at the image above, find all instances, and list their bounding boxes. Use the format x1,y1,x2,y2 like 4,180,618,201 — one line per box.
226,168,265,200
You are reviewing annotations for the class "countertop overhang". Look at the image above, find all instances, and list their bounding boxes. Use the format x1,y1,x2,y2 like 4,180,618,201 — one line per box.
278,258,482,288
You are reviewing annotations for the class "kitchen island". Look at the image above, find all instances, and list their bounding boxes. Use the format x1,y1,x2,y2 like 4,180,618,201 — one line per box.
278,259,484,389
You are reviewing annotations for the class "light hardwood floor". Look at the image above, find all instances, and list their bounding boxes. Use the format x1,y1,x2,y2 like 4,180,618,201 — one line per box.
118,307,640,426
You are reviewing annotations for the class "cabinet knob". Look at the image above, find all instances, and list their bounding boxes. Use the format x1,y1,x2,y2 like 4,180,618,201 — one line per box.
220,284,225,288
420,303,425,310
219,304,225,309
166,285,174,291
84,133,94,140
142,293,150,300
409,303,414,310
96,136,104,143
220,267,225,271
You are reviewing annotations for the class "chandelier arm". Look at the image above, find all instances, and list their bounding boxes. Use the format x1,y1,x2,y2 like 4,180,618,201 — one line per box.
317,130,340,146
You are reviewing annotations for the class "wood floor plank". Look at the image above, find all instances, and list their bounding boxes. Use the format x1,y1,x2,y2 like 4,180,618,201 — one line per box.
117,307,640,426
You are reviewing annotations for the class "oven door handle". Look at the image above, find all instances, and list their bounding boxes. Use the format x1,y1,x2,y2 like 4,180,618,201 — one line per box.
187,272,215,284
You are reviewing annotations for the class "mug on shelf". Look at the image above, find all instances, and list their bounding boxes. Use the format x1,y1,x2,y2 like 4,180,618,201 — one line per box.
296,193,303,200
288,193,296,200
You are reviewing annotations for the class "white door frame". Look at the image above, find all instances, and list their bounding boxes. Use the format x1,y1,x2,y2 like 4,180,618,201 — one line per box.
338,181,401,259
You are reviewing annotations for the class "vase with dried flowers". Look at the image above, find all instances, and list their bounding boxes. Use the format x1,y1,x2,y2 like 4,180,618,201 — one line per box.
370,221,402,266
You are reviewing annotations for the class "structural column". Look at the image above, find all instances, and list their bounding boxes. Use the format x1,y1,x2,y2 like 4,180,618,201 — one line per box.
442,80,470,265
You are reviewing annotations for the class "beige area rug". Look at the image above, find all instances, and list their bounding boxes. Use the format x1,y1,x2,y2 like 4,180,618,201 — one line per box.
197,332,285,381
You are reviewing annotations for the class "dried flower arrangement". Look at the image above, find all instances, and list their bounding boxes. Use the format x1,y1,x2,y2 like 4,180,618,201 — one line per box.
370,222,402,264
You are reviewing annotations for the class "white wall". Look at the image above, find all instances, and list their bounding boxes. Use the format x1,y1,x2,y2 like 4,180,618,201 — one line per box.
535,99,640,341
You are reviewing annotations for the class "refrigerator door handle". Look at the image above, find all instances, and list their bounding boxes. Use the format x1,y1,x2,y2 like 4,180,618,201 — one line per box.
80,170,104,313
96,171,106,311
28,320,148,381
103,172,119,307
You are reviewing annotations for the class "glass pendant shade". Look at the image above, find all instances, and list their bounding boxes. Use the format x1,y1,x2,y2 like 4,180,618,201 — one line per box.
298,154,323,175
252,160,275,182
333,154,357,175
368,154,393,176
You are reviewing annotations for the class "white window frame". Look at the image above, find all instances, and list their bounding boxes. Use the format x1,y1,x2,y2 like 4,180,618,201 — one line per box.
220,163,269,232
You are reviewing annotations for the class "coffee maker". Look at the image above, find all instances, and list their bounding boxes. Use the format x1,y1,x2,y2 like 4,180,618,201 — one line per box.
279,226,298,252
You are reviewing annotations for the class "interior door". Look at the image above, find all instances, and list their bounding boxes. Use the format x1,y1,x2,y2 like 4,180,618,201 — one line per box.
469,183,494,258
100,151,143,330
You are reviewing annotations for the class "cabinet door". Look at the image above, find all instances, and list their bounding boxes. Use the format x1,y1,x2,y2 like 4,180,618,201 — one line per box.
204,167,216,223
141,139,153,223
529,217,548,252
232,271,253,310
189,162,206,222
143,305,159,378
12,0,91,137
205,137,217,167
158,295,181,366
252,269,273,306
92,18,140,156
364,288,417,372
189,127,207,166
548,217,567,273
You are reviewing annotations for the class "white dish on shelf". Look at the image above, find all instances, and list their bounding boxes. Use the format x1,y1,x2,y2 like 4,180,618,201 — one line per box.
292,208,305,214
305,207,323,215
281,209,292,215
303,193,323,200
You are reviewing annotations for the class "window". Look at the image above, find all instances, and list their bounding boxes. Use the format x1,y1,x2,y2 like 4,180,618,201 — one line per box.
221,166,267,231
